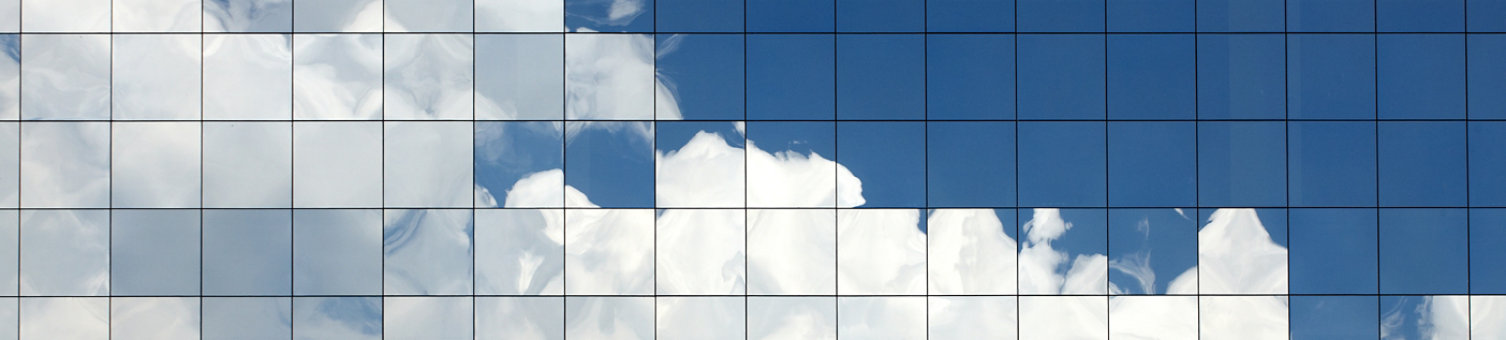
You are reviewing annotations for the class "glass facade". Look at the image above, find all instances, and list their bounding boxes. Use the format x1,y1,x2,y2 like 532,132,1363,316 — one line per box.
0,0,1504,339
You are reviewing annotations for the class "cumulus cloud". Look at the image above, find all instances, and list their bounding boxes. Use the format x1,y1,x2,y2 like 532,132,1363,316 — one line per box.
383,209,474,295
293,297,382,340
656,297,745,339
20,34,110,120
565,208,655,295
202,297,292,339
0,37,17,120
837,209,926,295
477,297,564,340
747,209,836,295
293,122,382,208
928,209,1017,295
1197,208,1289,295
1108,296,1198,340
1473,296,1506,339
747,140,864,208
293,34,383,120
565,32,673,121
112,0,199,32
383,122,473,207
1382,296,1468,340
0,125,17,207
477,0,564,32
111,122,201,208
202,122,293,208
928,296,1017,340
749,297,836,340
203,34,292,120
292,0,382,32
566,297,653,340
1020,296,1108,339
20,210,109,296
476,209,564,295
293,210,384,295
19,298,108,340
384,34,474,119
655,132,745,208
656,209,745,295
837,297,926,339
384,297,472,339
110,297,199,339
382,0,472,32
112,34,201,120
204,0,293,32
475,35,565,120
1019,208,1109,295
21,0,109,31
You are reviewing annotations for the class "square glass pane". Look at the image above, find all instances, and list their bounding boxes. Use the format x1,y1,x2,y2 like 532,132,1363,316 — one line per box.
657,209,745,295
1196,0,1282,31
1018,0,1105,32
1289,208,1378,294
565,209,654,295
1196,34,1285,119
1018,122,1107,207
1108,296,1197,339
748,297,835,340
476,0,564,32
1380,209,1468,294
744,121,840,208
1378,0,1463,32
383,209,473,295
836,35,923,120
836,0,922,32
1199,296,1289,338
112,34,200,120
1109,209,1197,295
21,0,108,32
837,209,926,295
657,297,745,339
476,209,563,295
20,298,107,339
203,297,292,339
1473,296,1506,337
1108,34,1194,119
1108,122,1195,207
1288,34,1376,119
565,0,652,32
293,34,383,120
204,34,293,120
476,297,563,340
747,0,833,32
928,209,1017,295
929,296,1017,339
565,297,652,338
293,297,382,339
384,297,472,339
383,122,473,208
564,34,655,120
109,297,198,339
837,297,925,338
111,210,200,296
1197,122,1285,206
1019,208,1108,295
655,122,745,208
1472,209,1506,294
0,35,15,120
20,122,109,208
293,0,382,32
565,122,654,208
1288,121,1377,207
204,210,293,296
204,122,293,208
1379,296,1469,338
1291,295,1378,340
383,0,471,32
927,122,1015,207
0,123,14,207
20,34,109,120
112,0,198,32
111,122,201,208
293,209,382,295
383,34,473,120
927,35,1014,120
657,0,742,32
655,34,743,120
1378,122,1465,206
1197,208,1289,295
927,0,1013,32
1019,296,1108,339
837,122,923,208
293,122,382,208
1109,0,1193,32
1287,0,1374,32
1470,35,1506,118
475,122,564,208
1018,34,1106,119
747,209,836,295
1470,122,1506,205
205,0,294,32
1378,34,1465,119
19,210,108,296
0,210,13,295
476,34,564,120
746,35,834,120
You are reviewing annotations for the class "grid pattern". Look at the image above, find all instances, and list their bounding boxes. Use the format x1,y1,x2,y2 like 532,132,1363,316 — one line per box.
1,0,1506,339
